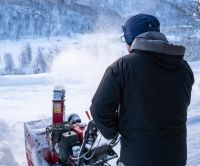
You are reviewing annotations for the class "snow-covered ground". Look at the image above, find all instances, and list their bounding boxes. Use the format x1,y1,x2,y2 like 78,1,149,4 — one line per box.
0,34,199,166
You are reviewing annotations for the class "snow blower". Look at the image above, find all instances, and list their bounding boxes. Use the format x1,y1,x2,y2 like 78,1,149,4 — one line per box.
24,86,118,166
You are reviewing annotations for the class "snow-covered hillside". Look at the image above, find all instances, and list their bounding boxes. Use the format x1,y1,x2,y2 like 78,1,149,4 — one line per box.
0,1,96,39
0,0,199,40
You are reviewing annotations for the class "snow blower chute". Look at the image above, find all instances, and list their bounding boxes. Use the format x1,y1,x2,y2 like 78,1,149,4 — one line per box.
24,86,118,166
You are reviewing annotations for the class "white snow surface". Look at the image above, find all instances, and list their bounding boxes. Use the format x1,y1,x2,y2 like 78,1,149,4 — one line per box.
0,34,199,166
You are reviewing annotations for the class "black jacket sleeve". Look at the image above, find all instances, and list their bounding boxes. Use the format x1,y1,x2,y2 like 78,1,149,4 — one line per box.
90,60,124,139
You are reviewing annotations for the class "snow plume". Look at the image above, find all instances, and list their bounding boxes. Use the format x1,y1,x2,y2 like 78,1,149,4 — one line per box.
52,33,126,90
51,34,126,119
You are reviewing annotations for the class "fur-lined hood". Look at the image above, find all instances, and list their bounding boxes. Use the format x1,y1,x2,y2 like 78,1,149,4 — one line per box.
131,32,186,69
131,31,185,55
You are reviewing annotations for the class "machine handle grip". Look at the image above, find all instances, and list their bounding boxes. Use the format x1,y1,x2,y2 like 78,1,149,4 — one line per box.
85,111,91,121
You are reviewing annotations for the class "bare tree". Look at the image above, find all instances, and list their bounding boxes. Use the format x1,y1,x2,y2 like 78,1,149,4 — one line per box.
20,43,32,67
4,53,14,74
26,43,32,63
198,0,200,15
57,0,64,5
34,47,47,73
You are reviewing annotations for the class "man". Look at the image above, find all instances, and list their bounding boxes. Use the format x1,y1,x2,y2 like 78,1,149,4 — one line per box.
90,14,194,166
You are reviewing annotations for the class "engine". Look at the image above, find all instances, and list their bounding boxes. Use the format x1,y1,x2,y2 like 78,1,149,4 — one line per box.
45,114,118,166
43,86,118,166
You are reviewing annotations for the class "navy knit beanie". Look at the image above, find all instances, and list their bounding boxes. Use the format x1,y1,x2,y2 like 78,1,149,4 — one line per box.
122,14,160,46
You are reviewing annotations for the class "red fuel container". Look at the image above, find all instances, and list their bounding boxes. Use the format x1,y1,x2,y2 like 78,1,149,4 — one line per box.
52,86,65,124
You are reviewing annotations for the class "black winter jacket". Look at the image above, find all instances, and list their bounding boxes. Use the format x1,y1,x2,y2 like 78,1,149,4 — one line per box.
90,32,194,166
